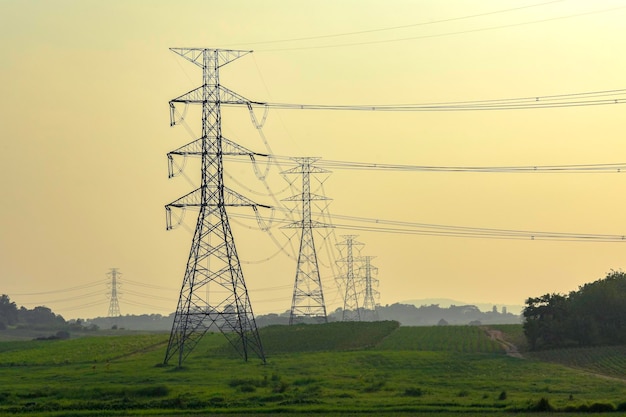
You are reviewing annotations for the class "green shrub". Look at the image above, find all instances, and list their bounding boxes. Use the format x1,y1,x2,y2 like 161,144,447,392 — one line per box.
238,384,256,393
587,402,615,412
530,397,554,412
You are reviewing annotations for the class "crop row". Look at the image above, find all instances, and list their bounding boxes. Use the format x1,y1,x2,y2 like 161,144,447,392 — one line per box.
375,325,503,353
529,345,626,378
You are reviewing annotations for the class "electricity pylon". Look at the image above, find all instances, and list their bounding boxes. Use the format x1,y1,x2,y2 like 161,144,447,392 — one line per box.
283,157,331,324
163,48,265,366
107,268,121,318
337,235,363,321
360,256,380,321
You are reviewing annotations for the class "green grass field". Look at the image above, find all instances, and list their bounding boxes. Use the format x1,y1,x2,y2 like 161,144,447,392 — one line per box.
1,322,626,416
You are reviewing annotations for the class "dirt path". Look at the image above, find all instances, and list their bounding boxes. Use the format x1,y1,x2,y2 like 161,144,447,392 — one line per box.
485,329,523,358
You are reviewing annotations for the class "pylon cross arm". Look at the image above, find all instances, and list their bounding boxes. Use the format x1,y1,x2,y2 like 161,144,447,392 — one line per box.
170,86,250,105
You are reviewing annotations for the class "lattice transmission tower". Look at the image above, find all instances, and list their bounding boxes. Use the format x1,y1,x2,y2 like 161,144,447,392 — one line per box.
163,48,265,367
107,268,121,318
360,256,380,321
337,235,363,321
283,157,332,325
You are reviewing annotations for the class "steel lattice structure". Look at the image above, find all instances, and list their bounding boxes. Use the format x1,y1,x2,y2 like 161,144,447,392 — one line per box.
163,48,265,367
283,157,331,324
337,235,363,321
107,268,121,318
360,256,380,321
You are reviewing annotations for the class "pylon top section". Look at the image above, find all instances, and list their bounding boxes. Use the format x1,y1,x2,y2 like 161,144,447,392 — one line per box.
170,48,252,68
282,157,331,175
337,235,364,247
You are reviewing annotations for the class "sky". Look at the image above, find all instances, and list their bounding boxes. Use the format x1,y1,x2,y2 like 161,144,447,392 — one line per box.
2,0,626,319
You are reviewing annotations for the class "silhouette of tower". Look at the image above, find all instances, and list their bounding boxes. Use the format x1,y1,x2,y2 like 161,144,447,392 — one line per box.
337,235,363,321
283,157,331,324
360,256,380,321
163,48,265,366
107,268,121,318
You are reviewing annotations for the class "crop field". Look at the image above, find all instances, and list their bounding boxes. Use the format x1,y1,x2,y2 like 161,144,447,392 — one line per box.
375,323,502,352
1,322,626,416
529,345,626,379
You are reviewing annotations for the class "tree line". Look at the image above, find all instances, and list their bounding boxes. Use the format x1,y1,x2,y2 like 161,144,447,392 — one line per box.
0,294,67,330
523,270,626,350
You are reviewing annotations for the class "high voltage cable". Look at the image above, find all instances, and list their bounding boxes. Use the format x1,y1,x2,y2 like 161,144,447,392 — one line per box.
226,0,564,47
315,161,626,173
124,278,176,291
255,4,626,51
10,280,106,296
334,224,626,242
324,212,626,242
225,155,626,174
18,290,105,305
229,210,626,243
244,89,626,111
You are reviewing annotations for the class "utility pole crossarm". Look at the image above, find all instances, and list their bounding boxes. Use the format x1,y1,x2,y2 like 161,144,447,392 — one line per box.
168,137,261,157
169,48,252,68
170,85,251,105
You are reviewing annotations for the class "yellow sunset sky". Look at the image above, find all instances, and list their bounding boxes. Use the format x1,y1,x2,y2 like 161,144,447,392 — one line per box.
2,0,626,319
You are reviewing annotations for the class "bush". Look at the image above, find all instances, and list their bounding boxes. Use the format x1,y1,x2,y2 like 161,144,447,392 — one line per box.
55,330,70,340
238,384,256,393
530,397,554,412
587,402,615,412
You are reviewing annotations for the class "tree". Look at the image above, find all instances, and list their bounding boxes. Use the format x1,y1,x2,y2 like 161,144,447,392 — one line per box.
524,270,626,349
19,306,65,328
569,270,626,344
0,294,18,327
523,293,570,349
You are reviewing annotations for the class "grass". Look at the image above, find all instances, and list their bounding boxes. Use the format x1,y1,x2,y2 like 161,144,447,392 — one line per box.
1,323,626,415
259,320,399,353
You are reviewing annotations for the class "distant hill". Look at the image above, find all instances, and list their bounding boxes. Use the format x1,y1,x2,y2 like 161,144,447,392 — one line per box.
376,302,520,326
402,298,524,315
84,301,521,331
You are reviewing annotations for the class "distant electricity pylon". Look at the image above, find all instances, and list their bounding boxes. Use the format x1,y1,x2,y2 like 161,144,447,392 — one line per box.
360,256,380,321
107,268,121,318
337,235,363,321
163,48,265,367
283,157,332,324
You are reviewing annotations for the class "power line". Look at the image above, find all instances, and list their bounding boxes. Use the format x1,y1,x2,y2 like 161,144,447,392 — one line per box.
244,88,626,111
10,280,105,296
225,154,626,174
229,209,626,243
17,290,105,306
326,213,626,242
315,160,626,174
226,0,564,47
257,4,626,51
